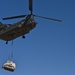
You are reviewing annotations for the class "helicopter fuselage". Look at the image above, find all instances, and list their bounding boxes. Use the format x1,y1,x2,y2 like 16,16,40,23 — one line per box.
0,18,37,41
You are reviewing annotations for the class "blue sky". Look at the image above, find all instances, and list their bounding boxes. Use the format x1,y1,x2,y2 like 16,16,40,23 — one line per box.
0,0,75,75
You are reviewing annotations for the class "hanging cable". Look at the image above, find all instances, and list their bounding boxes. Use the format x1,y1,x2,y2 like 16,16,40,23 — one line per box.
9,40,14,61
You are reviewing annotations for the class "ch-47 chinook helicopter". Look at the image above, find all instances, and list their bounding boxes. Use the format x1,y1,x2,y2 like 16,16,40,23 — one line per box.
1,0,62,44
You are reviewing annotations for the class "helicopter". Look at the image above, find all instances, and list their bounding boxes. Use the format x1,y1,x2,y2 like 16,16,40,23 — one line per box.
0,0,62,44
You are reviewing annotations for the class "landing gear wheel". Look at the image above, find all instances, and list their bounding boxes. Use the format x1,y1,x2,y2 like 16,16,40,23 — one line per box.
22,35,25,39
6,41,8,44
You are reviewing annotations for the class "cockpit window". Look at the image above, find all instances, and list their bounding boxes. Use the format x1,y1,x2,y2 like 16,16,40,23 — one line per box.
0,22,2,25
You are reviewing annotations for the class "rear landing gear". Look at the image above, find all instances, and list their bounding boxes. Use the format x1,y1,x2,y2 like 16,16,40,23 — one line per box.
6,41,8,44
22,35,25,39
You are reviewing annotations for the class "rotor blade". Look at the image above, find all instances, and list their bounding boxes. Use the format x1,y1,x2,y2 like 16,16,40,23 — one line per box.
3,15,27,20
29,0,33,13
34,15,63,22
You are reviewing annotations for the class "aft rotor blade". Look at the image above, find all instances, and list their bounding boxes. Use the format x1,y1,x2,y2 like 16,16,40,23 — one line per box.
29,0,33,14
34,15,63,22
3,15,27,20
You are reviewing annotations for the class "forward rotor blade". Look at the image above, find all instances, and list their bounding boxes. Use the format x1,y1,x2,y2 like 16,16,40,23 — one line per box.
34,15,63,22
29,0,33,14
3,15,27,20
